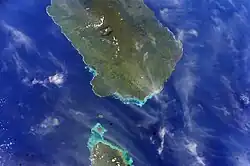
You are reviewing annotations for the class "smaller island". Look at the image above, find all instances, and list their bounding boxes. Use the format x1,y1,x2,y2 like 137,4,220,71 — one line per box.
87,123,133,166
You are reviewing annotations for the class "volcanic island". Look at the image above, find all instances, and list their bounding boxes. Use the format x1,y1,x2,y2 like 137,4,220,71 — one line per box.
87,123,133,166
47,0,182,106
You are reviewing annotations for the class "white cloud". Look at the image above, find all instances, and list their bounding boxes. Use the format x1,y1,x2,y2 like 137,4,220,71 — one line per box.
157,127,166,155
22,72,65,88
240,94,250,105
48,73,65,85
188,29,198,37
23,72,65,87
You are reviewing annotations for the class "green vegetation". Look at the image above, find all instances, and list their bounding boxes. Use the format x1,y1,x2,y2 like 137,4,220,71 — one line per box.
47,0,182,104
87,123,133,166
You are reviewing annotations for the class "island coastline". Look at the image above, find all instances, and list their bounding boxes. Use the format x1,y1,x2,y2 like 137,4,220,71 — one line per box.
46,0,183,107
87,123,134,166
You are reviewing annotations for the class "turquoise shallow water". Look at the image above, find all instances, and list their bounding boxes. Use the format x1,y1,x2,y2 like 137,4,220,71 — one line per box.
0,0,250,165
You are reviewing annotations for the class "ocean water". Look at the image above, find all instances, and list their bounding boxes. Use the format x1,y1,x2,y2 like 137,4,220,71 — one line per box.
0,0,250,166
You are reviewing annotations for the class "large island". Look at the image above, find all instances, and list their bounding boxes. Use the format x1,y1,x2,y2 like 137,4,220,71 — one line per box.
47,0,182,106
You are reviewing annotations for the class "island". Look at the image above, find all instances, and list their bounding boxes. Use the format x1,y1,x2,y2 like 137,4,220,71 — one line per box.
87,123,133,166
47,0,182,106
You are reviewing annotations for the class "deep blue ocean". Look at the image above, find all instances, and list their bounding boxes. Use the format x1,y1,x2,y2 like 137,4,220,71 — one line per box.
0,0,250,165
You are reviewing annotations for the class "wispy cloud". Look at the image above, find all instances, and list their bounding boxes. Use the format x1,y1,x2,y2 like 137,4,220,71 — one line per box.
1,20,35,52
0,21,38,75
30,116,61,136
1,42,29,74
185,139,206,166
